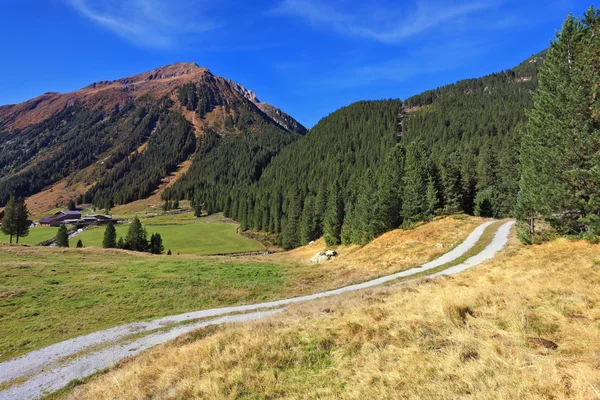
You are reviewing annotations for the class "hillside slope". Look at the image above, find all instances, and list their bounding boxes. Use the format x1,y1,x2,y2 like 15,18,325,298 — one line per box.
0,63,305,208
191,51,546,249
64,232,600,399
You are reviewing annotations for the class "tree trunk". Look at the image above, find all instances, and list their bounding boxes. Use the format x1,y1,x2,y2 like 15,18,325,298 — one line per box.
9,234,13,244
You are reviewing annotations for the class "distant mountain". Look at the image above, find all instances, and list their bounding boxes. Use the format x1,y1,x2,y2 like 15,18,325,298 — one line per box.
0,63,306,208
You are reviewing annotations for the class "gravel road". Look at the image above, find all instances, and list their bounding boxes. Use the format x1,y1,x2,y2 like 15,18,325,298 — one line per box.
0,220,513,400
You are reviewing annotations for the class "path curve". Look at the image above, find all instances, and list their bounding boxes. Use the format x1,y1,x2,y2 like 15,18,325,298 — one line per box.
0,220,514,400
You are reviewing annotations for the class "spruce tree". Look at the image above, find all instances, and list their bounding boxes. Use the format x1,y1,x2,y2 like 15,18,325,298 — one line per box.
519,8,600,235
402,141,429,222
353,169,376,244
103,223,117,248
314,181,328,237
373,144,405,235
300,196,317,245
282,189,302,250
1,197,29,244
125,217,148,252
440,158,463,214
1,197,17,244
323,182,345,246
150,233,164,254
56,225,69,247
76,239,83,248
425,175,440,217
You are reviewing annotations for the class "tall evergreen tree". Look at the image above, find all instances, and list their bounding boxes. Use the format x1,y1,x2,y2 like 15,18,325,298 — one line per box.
300,196,317,245
425,175,440,217
103,223,117,248
149,233,164,254
323,182,345,246
402,141,429,222
1,197,29,244
352,169,377,244
125,217,148,252
373,144,405,235
56,225,69,248
282,189,302,250
519,8,600,235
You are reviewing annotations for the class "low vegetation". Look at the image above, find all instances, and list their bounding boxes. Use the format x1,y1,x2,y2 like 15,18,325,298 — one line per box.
62,234,600,399
0,216,479,361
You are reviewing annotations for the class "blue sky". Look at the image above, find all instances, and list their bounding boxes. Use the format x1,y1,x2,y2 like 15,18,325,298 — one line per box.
0,0,593,127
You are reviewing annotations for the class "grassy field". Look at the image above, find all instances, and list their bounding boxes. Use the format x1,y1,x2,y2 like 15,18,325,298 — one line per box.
64,231,600,400
0,227,58,246
72,221,263,255
0,216,482,362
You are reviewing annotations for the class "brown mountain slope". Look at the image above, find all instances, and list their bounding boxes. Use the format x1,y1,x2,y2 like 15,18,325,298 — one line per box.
0,63,306,209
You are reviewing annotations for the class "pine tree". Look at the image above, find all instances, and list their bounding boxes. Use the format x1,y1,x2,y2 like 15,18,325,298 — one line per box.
1,197,29,244
167,249,172,255
373,144,405,235
299,196,317,245
223,196,232,218
282,189,302,250
125,217,148,252
519,9,600,235
76,239,83,248
149,233,164,254
402,141,429,222
173,199,179,209
103,223,117,248
323,182,344,246
117,236,125,249
353,169,377,244
56,225,69,247
425,175,440,217
314,181,328,237
440,157,463,214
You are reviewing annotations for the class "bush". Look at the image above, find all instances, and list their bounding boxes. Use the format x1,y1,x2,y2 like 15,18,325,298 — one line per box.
581,231,598,244
516,222,533,245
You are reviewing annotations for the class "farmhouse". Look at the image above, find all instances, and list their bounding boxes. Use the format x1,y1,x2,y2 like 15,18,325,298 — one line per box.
61,214,115,227
39,210,82,227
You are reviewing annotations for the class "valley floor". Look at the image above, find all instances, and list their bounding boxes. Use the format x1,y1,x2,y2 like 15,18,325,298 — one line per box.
0,216,481,362
0,217,511,399
60,225,600,399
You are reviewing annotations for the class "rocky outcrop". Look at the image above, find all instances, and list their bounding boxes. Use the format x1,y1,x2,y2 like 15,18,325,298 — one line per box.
310,250,338,263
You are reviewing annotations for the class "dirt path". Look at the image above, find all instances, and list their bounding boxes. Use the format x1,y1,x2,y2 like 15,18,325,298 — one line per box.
0,220,514,400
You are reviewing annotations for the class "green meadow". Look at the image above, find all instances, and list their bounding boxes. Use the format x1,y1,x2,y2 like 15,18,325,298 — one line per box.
0,227,59,246
72,221,263,255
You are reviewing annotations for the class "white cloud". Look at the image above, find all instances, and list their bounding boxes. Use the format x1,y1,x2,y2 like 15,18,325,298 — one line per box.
271,0,501,44
64,0,218,48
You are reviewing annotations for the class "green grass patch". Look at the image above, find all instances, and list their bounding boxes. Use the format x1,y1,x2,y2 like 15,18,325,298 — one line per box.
0,249,284,361
0,227,59,246
72,221,263,255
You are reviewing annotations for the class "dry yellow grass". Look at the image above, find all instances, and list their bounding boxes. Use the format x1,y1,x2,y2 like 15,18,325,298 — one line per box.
266,215,485,292
63,227,600,399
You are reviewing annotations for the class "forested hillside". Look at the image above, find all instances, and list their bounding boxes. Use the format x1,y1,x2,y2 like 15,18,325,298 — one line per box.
0,63,305,208
182,52,546,249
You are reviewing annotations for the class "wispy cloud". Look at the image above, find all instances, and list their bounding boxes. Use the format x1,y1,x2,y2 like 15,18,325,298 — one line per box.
271,0,502,44
64,0,218,48
305,39,485,88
